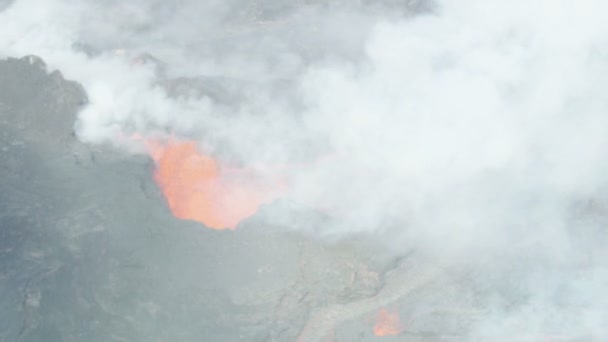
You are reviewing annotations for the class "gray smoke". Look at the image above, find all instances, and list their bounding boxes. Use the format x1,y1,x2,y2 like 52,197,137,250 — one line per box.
2,0,608,338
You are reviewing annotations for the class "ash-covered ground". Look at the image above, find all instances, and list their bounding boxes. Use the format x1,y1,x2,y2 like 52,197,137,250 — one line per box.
0,56,462,342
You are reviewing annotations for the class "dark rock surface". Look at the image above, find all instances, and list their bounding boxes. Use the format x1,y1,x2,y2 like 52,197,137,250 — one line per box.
0,56,426,342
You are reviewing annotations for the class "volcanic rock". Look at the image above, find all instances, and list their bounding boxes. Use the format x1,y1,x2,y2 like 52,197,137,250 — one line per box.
0,55,423,342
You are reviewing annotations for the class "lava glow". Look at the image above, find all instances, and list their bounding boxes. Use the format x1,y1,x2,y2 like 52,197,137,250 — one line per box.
373,308,404,337
145,139,287,229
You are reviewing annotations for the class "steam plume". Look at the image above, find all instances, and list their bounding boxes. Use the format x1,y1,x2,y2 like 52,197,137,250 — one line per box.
2,0,608,338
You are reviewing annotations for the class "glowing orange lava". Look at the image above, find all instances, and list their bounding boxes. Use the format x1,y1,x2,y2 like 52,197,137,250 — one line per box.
373,308,404,337
145,139,287,229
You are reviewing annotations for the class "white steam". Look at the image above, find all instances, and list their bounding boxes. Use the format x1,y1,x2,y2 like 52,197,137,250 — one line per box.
2,0,608,338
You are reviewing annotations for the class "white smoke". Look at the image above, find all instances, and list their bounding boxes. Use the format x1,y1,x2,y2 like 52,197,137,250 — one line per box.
2,0,608,338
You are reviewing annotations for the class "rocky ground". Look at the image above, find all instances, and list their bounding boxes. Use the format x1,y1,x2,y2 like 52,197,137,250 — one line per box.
0,56,470,342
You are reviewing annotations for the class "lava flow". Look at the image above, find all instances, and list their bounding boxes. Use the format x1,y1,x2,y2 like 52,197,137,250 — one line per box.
145,139,287,229
373,308,404,336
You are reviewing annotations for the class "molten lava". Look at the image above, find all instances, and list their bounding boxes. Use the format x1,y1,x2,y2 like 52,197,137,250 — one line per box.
373,308,404,336
146,139,286,229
